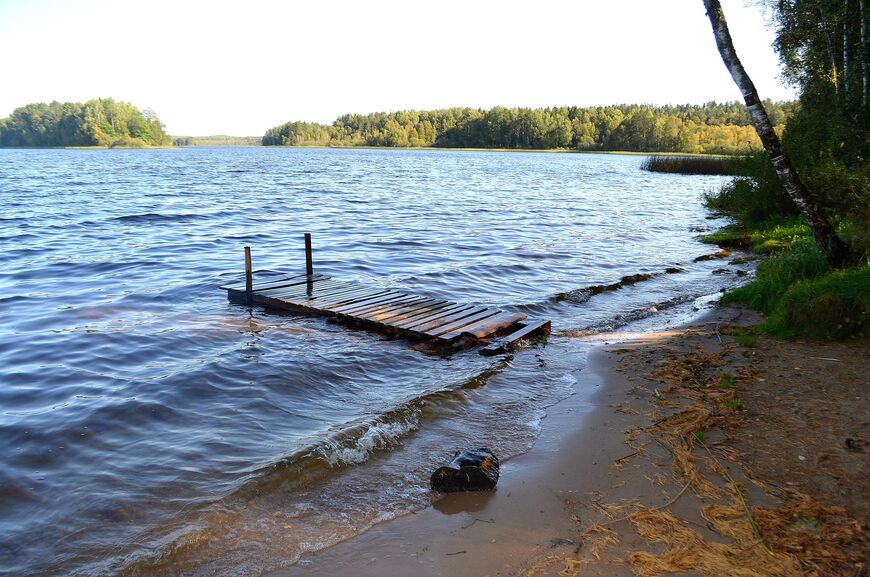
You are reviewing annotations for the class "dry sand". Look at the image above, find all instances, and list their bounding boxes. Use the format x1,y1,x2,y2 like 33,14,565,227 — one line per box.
268,305,868,577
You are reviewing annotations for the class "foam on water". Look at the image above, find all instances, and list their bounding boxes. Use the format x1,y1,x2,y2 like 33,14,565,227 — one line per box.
319,410,422,467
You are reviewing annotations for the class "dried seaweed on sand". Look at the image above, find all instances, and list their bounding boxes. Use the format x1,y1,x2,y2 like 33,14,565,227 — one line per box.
627,508,800,577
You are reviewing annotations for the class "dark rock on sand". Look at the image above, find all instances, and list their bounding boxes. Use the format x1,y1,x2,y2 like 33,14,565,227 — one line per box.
430,448,500,492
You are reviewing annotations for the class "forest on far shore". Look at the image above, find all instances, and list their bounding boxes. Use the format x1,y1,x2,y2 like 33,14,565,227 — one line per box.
0,99,170,148
262,101,794,154
0,100,794,155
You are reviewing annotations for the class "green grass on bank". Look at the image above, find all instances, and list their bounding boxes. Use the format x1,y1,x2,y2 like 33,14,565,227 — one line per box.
764,267,870,339
721,239,828,314
700,219,812,252
704,228,868,340
701,163,868,341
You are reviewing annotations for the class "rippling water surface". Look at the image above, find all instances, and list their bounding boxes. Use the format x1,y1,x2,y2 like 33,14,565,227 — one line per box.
0,148,748,576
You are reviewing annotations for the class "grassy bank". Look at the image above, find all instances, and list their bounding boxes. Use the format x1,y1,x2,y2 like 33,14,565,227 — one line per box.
701,226,868,340
716,237,869,339
701,155,868,340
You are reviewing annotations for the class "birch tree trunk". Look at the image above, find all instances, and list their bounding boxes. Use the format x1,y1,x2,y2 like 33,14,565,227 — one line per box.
702,0,850,267
844,0,851,101
862,0,868,107
819,4,840,93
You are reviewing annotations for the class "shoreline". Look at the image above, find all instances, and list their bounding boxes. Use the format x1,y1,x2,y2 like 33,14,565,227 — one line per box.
266,304,744,577
230,144,738,157
0,144,740,156
0,145,174,150
268,303,868,577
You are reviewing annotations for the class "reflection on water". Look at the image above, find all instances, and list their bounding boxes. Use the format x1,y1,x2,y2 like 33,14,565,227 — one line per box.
0,148,749,576
433,490,496,515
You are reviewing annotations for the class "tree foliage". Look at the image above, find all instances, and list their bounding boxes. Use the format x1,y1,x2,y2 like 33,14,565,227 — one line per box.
0,99,170,147
773,0,868,257
183,135,261,146
704,0,850,266
172,136,197,146
705,0,868,261
263,102,793,154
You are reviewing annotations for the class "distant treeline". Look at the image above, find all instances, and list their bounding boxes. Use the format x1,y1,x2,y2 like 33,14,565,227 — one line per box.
172,135,261,147
0,99,170,147
263,102,794,154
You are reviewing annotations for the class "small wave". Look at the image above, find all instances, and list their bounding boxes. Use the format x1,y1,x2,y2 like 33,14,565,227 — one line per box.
512,271,659,312
0,232,39,243
552,272,656,304
8,259,164,282
113,212,205,224
0,469,38,508
0,294,33,305
225,384,473,505
317,409,421,466
557,294,695,337
111,375,497,576
516,262,695,313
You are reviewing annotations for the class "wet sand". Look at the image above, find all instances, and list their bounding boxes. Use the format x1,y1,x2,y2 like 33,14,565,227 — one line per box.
268,304,868,577
269,337,619,577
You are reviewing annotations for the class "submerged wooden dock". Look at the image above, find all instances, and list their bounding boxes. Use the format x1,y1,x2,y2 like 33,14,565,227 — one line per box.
222,237,550,353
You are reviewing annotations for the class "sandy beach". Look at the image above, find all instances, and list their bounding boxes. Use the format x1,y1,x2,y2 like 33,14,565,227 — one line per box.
269,304,868,577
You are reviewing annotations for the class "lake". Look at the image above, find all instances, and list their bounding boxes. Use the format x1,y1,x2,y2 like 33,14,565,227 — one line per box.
0,147,748,576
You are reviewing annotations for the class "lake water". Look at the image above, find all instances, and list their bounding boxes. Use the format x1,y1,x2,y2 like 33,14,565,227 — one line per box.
0,147,749,576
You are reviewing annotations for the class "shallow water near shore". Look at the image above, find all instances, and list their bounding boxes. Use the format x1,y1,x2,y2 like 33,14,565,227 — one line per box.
0,147,750,576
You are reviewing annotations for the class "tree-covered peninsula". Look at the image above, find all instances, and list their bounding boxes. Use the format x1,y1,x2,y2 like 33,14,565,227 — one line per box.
262,101,793,154
0,99,170,147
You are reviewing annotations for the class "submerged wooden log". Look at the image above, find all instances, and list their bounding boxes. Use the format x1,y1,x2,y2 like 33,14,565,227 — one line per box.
430,448,500,492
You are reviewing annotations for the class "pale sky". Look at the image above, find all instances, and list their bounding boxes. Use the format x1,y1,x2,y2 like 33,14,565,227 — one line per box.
0,0,794,136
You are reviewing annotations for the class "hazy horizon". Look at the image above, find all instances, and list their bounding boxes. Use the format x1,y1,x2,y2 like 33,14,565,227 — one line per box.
0,0,796,136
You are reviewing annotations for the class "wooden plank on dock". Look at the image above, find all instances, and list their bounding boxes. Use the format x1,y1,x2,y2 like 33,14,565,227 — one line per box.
366,299,448,324
371,301,454,328
423,309,503,338
407,306,491,335
354,297,434,322
329,289,409,309
437,311,527,342
221,273,328,293
320,291,400,310
258,286,352,305
261,279,344,299
252,283,338,302
338,294,420,316
391,303,474,330
327,291,407,313
253,274,331,292
224,268,547,351
295,286,388,306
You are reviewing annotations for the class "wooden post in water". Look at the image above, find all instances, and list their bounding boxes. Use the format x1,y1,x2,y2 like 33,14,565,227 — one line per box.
304,233,314,297
244,246,253,307
304,233,313,276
